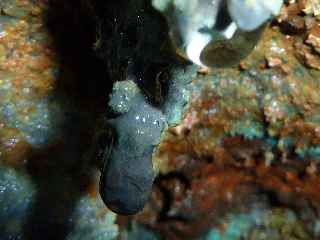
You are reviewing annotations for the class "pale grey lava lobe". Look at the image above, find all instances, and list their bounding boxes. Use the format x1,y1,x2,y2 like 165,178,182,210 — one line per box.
100,80,166,215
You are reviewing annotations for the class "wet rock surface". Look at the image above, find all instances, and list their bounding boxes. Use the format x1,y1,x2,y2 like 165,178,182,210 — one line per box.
1,0,320,240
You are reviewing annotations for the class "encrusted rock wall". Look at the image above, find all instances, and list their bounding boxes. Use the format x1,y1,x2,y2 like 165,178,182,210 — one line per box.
1,0,320,240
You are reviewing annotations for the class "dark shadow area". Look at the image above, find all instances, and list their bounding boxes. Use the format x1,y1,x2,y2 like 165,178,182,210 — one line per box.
214,0,232,31
93,0,180,106
154,172,191,222
21,0,179,239
22,0,111,239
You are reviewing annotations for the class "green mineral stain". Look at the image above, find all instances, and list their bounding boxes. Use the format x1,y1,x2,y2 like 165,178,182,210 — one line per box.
203,208,312,240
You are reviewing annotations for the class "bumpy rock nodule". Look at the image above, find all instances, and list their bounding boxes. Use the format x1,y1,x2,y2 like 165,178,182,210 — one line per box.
100,79,166,215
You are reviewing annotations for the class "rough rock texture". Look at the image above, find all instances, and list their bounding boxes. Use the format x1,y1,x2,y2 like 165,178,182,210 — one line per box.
0,0,119,239
1,0,320,240
135,1,320,239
